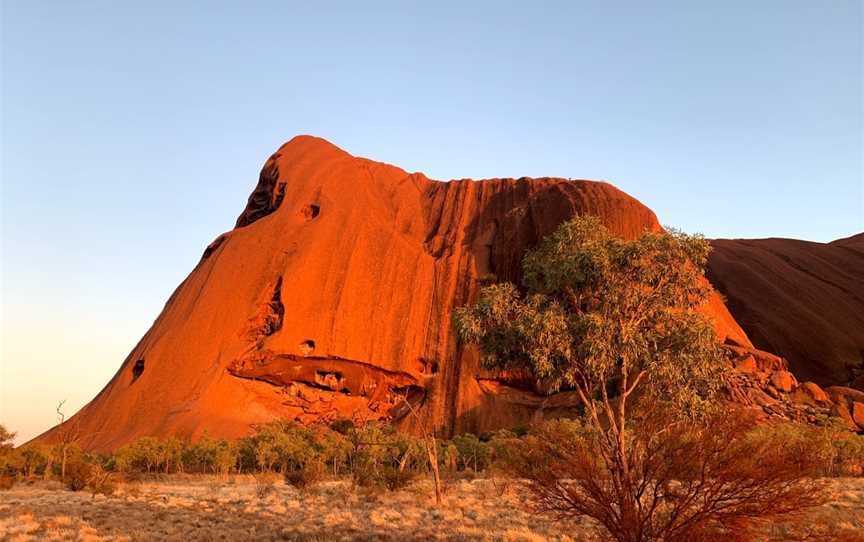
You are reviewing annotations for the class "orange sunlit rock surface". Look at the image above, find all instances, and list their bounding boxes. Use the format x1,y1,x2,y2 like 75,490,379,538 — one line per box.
36,136,754,451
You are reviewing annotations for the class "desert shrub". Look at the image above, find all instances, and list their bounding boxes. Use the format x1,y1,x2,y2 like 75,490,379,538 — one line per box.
452,433,491,471
346,422,425,490
212,439,238,476
753,422,864,477
379,465,416,490
159,436,187,473
329,418,355,435
483,429,522,473
182,436,214,473
17,444,49,478
0,425,13,451
439,442,458,472
316,428,353,476
284,459,324,490
254,470,279,498
238,420,324,474
351,462,377,488
0,425,20,486
114,437,159,473
353,462,415,491
348,422,407,470
63,456,92,491
86,464,116,496
112,435,188,474
183,434,238,475
243,422,353,476
511,413,825,542
832,433,864,476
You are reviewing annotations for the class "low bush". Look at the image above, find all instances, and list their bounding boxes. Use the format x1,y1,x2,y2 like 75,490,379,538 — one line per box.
63,457,92,491
284,460,324,490
510,413,827,542
254,470,279,498
86,464,116,497
749,421,864,477
354,463,416,491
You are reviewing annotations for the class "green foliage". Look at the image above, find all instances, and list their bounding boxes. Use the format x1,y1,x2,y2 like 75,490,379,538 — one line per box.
0,425,14,451
0,425,18,479
182,434,237,475
452,434,490,471
236,420,352,477
0,426,15,489
114,436,160,473
343,422,425,490
453,216,749,540
329,418,355,435
19,445,50,477
454,215,726,415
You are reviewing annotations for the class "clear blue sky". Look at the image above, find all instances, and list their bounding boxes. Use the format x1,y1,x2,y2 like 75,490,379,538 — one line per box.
1,1,861,443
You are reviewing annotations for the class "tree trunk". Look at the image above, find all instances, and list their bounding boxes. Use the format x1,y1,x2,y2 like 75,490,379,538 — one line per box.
426,435,442,507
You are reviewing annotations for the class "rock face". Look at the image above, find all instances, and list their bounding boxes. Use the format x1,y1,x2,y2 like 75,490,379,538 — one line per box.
707,235,864,387
38,136,753,451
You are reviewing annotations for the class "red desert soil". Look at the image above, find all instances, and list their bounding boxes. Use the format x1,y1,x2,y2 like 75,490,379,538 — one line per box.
707,234,864,388
36,135,752,451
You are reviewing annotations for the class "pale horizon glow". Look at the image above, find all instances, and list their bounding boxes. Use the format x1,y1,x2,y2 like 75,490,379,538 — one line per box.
1,1,862,444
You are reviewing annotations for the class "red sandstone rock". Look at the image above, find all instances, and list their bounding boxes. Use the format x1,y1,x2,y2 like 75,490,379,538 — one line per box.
707,235,864,387
33,136,754,451
832,402,859,431
733,355,758,374
770,370,797,393
724,345,786,372
826,386,864,408
853,402,864,430
792,382,829,405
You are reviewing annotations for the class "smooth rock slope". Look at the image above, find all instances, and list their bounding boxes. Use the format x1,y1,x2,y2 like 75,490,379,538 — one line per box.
707,234,864,387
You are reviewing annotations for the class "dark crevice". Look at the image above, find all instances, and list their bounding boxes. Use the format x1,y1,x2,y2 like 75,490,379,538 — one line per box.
228,354,422,409
131,359,145,382
264,277,285,336
314,370,345,391
415,357,439,375
201,234,228,261
299,339,315,355
387,385,427,420
235,153,284,228
302,204,320,221
273,183,286,210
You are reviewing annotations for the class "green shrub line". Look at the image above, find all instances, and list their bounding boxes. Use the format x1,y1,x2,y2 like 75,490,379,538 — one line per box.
0,418,862,494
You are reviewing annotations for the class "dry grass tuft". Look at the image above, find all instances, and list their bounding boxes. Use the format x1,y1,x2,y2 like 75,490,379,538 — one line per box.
0,477,861,541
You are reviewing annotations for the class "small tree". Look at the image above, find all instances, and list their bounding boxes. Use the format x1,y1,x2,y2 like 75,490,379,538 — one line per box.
0,425,14,452
454,216,821,541
54,400,82,480
19,444,50,478
0,425,18,488
398,395,443,506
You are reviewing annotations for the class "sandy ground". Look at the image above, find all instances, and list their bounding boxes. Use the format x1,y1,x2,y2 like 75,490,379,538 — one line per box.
1,477,862,541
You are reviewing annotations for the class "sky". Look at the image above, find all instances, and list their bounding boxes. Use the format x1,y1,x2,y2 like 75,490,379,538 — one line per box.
1,1,862,444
